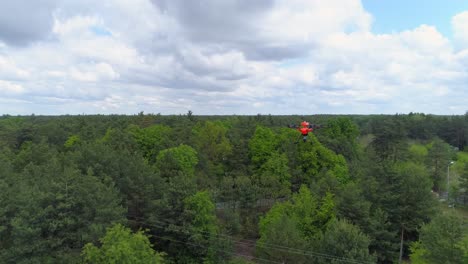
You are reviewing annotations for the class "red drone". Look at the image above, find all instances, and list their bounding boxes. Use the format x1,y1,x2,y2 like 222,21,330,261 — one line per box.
288,121,321,142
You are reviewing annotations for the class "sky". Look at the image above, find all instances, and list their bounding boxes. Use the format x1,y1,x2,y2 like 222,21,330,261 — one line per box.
0,0,468,115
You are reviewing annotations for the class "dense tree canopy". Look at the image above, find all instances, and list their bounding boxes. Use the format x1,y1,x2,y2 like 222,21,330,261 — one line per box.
0,113,467,263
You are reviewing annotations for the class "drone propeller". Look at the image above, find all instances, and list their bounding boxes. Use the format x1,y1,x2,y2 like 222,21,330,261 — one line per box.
308,124,322,129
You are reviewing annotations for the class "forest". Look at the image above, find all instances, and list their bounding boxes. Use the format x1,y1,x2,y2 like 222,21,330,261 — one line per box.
0,112,467,264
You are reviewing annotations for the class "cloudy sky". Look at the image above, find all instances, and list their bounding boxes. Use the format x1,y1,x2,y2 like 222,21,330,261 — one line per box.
1,0,468,115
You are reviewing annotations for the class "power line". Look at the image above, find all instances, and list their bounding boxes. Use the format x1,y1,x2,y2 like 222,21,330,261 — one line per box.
133,217,371,263
150,233,283,264
130,216,373,264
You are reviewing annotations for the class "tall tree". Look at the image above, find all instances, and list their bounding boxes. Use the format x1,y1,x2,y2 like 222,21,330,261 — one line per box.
254,152,291,199
296,134,349,187
156,144,199,178
256,215,309,263
129,124,173,163
256,185,335,262
317,219,376,263
181,191,230,263
409,212,466,264
369,116,408,163
386,162,435,262
320,117,360,161
192,121,232,163
82,224,165,264
1,158,125,263
426,138,453,192
458,162,468,204
249,126,277,168
192,121,232,182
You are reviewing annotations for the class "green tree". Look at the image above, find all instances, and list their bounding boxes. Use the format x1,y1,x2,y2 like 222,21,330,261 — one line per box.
426,138,453,192
317,219,376,263
320,117,360,161
192,121,232,163
409,212,466,264
360,159,435,262
192,121,232,181
70,140,166,225
0,153,15,253
296,135,350,186
335,182,371,230
249,126,277,167
1,158,126,263
459,163,468,204
369,116,408,163
82,224,164,263
254,152,291,199
457,233,468,263
156,144,199,178
256,215,309,263
182,191,230,263
408,144,429,165
129,124,173,163
408,241,428,264
391,162,435,262
64,135,80,149
366,208,399,262
257,185,335,262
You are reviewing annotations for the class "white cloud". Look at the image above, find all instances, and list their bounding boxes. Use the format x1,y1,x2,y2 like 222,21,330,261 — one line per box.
0,55,30,80
452,11,468,49
0,80,25,94
0,1,467,115
261,0,372,42
70,63,119,82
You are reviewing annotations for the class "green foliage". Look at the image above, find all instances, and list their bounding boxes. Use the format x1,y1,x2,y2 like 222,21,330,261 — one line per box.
256,215,309,263
317,219,376,263
249,126,277,167
366,208,399,262
392,162,435,231
156,144,199,177
409,241,428,264
184,191,218,239
192,121,232,181
410,212,466,264
257,186,375,263
192,121,232,162
359,159,435,262
64,135,80,149
408,143,428,164
82,224,164,263
182,191,227,263
296,136,350,185
1,156,126,263
427,138,454,191
458,162,468,203
13,140,56,170
129,124,173,163
257,185,336,262
369,116,408,162
254,152,291,199
457,233,468,263
335,182,371,229
2,114,468,263
320,117,360,160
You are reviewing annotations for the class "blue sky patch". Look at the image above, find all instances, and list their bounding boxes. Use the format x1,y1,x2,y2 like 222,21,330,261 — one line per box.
362,0,468,38
90,26,112,37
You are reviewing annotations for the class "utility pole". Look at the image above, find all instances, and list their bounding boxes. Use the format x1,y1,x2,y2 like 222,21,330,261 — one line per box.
447,161,454,207
398,226,404,264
